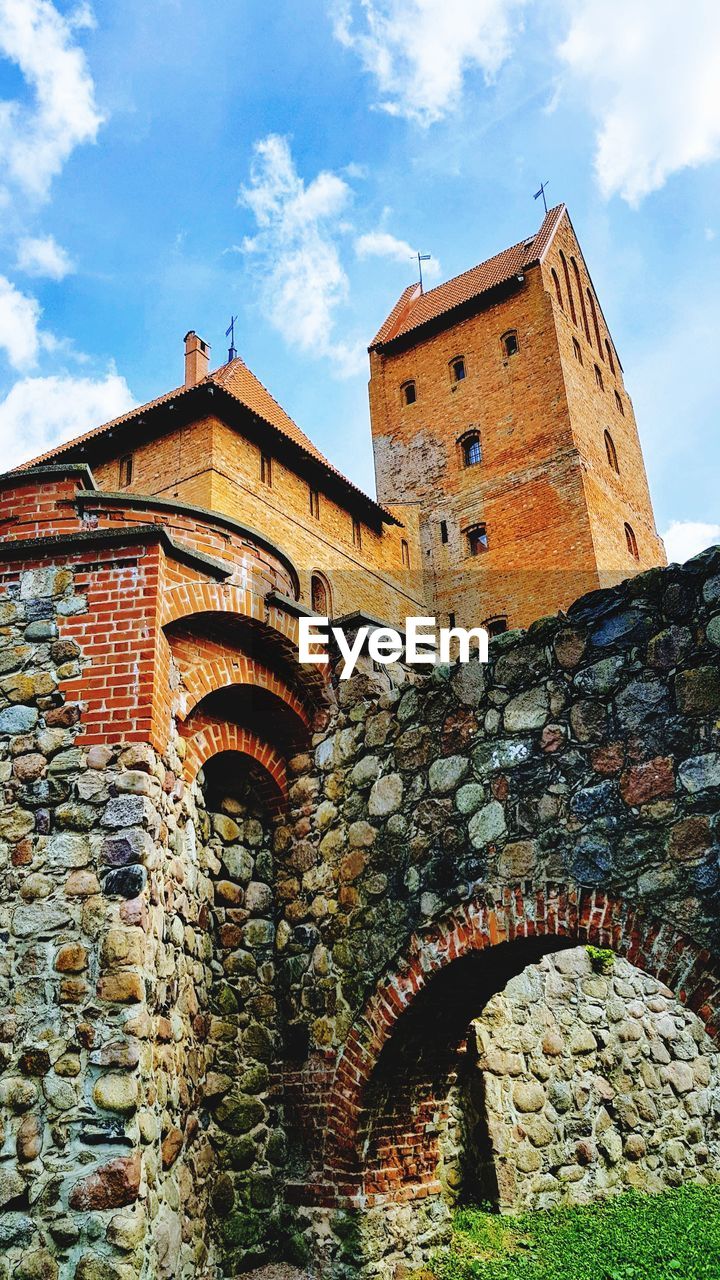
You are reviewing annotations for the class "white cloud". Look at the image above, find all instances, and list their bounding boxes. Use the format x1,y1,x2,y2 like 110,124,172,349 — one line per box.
558,0,720,206
0,275,41,370
356,230,441,280
16,234,75,280
662,521,720,566
0,0,103,201
239,134,364,377
331,0,526,126
0,371,134,470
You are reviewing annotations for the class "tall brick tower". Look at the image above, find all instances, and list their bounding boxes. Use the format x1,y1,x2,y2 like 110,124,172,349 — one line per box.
368,205,666,632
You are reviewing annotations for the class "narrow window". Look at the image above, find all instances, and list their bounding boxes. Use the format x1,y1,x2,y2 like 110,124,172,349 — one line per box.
560,251,577,325
551,267,563,310
605,339,616,375
502,330,519,358
448,612,456,629
401,539,410,567
440,520,448,544
450,357,466,383
571,256,591,342
261,453,272,486
118,454,133,487
587,289,603,358
311,572,331,616
402,380,416,406
484,616,508,637
614,389,625,415
462,431,482,468
352,517,362,549
624,523,639,560
604,429,619,474
466,523,488,556
309,486,320,519
572,337,583,364
594,363,604,390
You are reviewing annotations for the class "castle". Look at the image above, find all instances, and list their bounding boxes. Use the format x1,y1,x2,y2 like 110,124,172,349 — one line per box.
2,208,718,1280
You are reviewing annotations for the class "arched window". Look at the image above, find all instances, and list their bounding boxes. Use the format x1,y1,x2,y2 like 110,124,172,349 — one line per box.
572,337,583,365
571,257,591,342
614,389,625,415
450,356,466,383
550,267,563,310
484,616,508,637
461,430,482,468
605,339,616,375
311,572,332,616
594,363,604,390
587,288,603,358
624,523,639,560
604,429,619,473
559,251,577,325
502,330,519,358
401,539,410,567
402,380,416,406
466,523,488,556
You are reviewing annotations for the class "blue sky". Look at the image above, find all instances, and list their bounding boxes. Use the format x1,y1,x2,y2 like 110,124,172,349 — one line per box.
0,0,719,561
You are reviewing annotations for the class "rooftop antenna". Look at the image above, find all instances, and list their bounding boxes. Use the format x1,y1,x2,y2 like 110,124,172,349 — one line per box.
225,315,238,361
416,251,431,293
533,181,549,215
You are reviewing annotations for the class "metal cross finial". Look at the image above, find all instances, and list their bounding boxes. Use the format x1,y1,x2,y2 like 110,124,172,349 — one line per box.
533,181,549,214
225,315,238,361
416,251,431,293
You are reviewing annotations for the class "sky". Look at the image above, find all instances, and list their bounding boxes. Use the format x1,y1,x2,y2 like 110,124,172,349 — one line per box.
0,0,718,563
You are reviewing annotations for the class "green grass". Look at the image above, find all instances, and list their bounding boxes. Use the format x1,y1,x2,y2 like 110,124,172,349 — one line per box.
426,1186,720,1280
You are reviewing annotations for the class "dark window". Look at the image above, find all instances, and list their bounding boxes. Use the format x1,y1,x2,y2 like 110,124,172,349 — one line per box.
450,357,466,383
118,455,133,487
402,380,416,406
311,573,331,615
560,250,577,325
352,517,362,549
594,363,604,390
440,520,448,544
309,487,320,519
605,339,616,375
551,267,563,310
485,616,508,637
401,539,410,567
571,256,591,342
587,288,603,357
604,429,619,473
462,431,482,467
573,337,583,364
466,523,488,556
448,612,456,628
615,389,625,415
624,523,639,559
261,453,272,486
502,330,519,358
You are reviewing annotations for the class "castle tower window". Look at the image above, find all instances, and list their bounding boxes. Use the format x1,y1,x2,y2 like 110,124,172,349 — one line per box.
402,380,416,406
587,288,603,357
311,572,332,616
309,486,320,519
502,330,519,358
466,522,488,556
461,431,482,468
261,453,272,486
450,356,466,383
624,522,639,559
573,337,583,364
560,250,577,325
605,339,616,375
571,256,591,342
118,454,133,488
401,539,410,567
614,390,625,415
594,363,604,390
604,429,619,473
440,520,448,544
551,267,563,309
352,517,362,549
484,616,508,636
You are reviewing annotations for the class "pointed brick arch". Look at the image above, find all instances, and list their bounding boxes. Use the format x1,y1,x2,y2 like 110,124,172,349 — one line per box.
170,643,312,732
181,713,287,809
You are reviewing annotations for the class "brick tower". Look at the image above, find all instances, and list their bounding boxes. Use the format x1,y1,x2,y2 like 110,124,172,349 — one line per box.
368,205,666,632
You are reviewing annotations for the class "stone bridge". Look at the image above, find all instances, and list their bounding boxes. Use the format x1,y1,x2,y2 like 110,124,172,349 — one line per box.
1,467,719,1280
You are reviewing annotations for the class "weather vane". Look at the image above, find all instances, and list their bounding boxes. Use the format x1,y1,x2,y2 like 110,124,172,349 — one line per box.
533,181,549,214
226,315,238,361
416,251,431,293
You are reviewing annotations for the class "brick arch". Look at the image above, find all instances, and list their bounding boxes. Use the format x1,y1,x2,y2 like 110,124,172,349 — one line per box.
171,648,312,732
321,883,720,1197
181,713,287,811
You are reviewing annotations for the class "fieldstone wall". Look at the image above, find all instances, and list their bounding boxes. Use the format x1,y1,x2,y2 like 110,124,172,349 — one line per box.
468,946,720,1212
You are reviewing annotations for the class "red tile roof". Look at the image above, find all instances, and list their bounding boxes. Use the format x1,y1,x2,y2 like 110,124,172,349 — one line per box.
370,204,566,349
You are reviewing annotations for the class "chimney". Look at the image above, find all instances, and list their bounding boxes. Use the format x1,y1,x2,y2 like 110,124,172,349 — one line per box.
184,330,210,387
